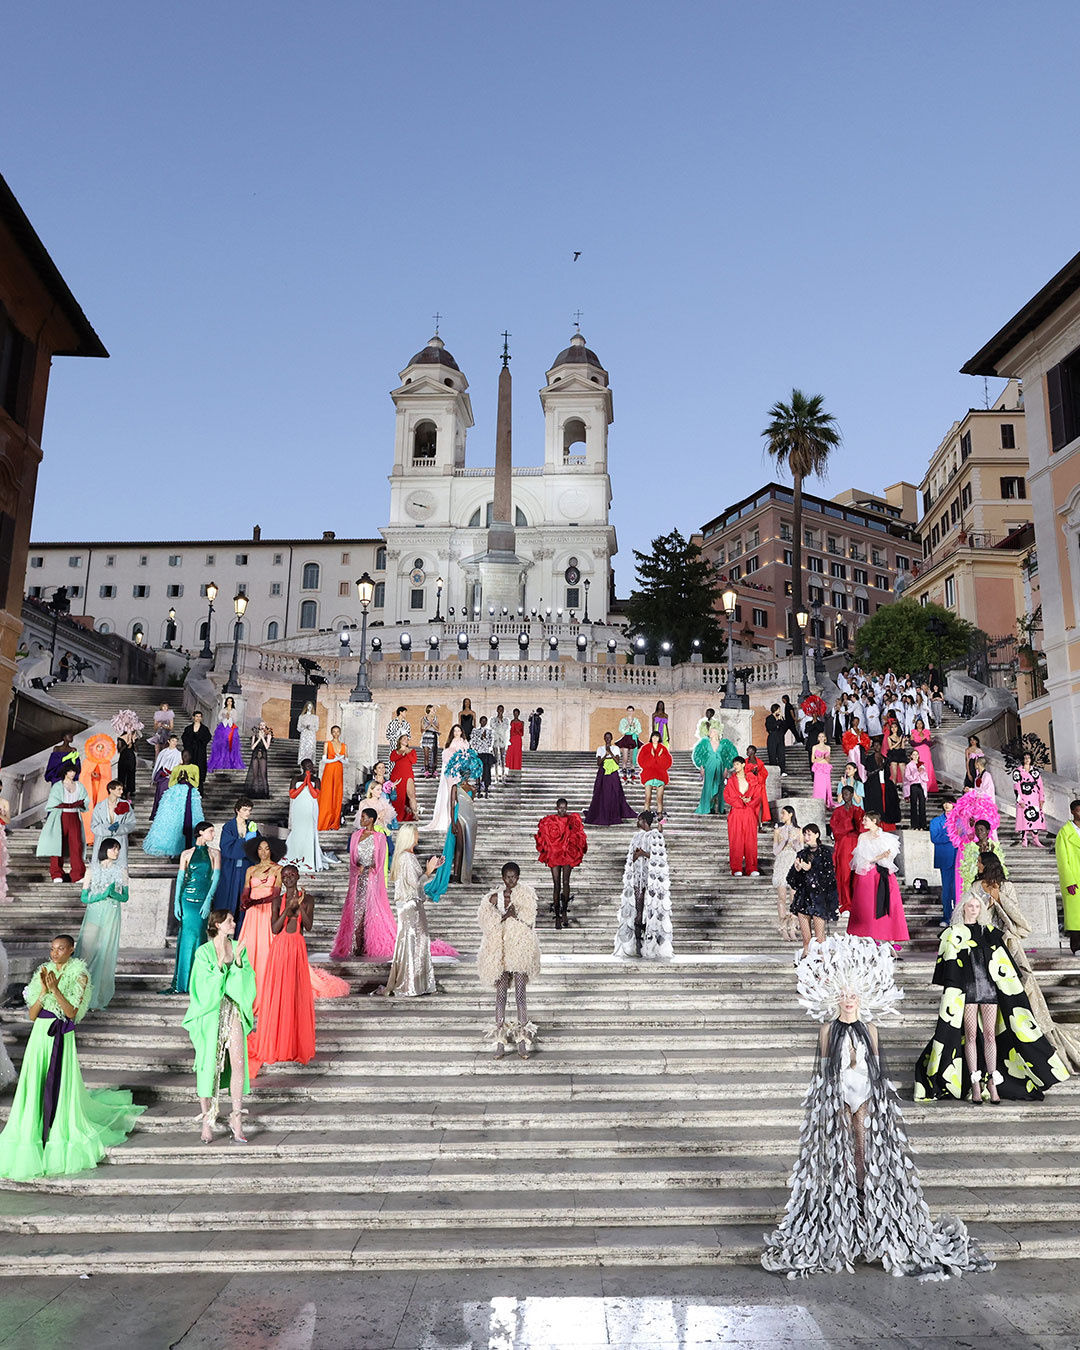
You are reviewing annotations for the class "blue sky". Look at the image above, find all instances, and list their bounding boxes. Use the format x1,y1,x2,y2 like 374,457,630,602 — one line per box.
7,1,1079,590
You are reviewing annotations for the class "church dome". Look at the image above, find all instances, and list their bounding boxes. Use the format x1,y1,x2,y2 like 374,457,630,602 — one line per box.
550,331,605,371
407,334,460,372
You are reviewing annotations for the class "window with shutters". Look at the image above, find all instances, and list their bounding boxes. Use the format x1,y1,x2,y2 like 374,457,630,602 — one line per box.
167,584,183,597
1047,345,1080,452
99,585,115,598
961,484,972,509
299,600,317,629
0,305,33,426
944,576,956,607
1000,476,1027,500
808,556,824,574
374,582,385,608
752,608,768,627
1000,423,1016,449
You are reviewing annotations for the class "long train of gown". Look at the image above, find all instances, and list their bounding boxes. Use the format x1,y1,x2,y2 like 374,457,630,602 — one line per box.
248,897,317,1078
208,720,245,772
613,827,673,960
142,782,202,856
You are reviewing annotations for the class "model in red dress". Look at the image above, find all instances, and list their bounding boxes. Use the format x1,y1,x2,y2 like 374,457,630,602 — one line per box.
743,747,771,824
535,797,588,929
389,739,418,822
828,789,864,914
248,865,316,1080
636,732,673,818
724,759,759,876
505,709,524,771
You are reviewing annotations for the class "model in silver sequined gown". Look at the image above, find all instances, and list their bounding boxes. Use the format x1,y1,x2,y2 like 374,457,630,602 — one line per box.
384,851,436,996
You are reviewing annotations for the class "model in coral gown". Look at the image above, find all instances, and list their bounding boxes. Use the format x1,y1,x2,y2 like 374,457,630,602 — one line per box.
318,731,347,831
248,867,316,1079
389,741,418,822
237,838,284,1009
828,792,864,914
724,760,759,876
506,712,524,771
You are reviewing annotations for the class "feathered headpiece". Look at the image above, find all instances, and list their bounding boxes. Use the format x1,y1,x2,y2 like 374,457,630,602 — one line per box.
946,790,1000,848
445,747,483,783
796,935,904,1025
111,709,144,736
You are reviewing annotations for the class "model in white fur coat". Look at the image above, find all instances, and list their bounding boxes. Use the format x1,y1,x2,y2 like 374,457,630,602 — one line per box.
477,863,541,1060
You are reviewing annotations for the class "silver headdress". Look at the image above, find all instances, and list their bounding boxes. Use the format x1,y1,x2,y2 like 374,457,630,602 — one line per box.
796,935,904,1025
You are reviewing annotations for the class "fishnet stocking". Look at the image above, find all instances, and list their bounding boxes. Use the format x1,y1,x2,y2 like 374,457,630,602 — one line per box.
850,1103,867,1190
494,971,528,1029
963,1003,999,1100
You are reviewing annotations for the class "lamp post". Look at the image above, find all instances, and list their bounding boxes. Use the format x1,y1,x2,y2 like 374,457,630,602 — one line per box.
721,586,740,709
223,591,248,694
47,585,70,675
199,581,218,660
796,609,810,699
811,598,824,679
350,572,375,702
433,576,444,622
164,607,177,649
583,577,590,622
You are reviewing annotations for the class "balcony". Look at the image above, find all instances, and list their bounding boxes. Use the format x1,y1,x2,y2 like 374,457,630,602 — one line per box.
912,529,1019,577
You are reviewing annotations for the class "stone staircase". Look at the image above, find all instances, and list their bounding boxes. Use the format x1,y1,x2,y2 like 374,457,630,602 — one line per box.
1,711,1079,1276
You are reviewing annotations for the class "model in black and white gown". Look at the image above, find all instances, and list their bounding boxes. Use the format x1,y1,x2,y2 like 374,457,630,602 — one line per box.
613,812,673,960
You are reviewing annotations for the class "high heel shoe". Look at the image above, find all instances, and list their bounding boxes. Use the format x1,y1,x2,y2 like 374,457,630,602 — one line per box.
199,1108,216,1144
228,1110,249,1143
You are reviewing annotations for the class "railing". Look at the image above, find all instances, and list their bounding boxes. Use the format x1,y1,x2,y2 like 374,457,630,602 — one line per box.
451,466,545,477
913,530,1018,576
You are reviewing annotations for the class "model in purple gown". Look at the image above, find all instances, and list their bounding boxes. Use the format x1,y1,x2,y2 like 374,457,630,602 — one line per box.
584,737,637,827
207,697,246,773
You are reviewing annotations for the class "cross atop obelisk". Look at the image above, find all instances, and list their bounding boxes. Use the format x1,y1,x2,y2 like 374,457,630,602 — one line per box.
489,331,514,553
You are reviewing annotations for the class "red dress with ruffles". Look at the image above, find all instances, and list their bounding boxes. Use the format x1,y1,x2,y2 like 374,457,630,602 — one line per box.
535,813,588,868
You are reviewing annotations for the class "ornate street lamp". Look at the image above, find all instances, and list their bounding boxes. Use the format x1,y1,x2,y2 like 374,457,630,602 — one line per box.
433,576,444,622
583,577,591,622
811,598,825,678
722,587,740,709
199,581,218,660
350,572,375,702
164,607,177,649
796,609,811,699
223,591,248,694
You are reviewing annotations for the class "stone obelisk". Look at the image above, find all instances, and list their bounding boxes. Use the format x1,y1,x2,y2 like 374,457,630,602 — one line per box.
476,332,526,613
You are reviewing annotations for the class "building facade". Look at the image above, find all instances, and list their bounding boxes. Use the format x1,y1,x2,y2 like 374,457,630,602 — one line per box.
24,532,384,651
962,252,1080,779
909,380,1034,638
27,331,618,643
695,482,920,655
1,173,107,758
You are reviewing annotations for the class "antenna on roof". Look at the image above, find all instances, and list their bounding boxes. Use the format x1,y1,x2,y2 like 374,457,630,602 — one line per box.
983,376,990,410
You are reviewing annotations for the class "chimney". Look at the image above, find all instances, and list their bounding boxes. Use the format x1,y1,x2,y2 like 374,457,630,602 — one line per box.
252,525,261,541
322,530,336,540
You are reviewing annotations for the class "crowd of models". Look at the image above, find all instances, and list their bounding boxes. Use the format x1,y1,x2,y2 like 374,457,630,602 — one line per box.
1,670,1079,1289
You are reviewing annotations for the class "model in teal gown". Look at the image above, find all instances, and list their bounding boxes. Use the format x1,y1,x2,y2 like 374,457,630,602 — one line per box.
164,843,219,995
74,841,129,1011
0,946,143,1181
692,732,737,815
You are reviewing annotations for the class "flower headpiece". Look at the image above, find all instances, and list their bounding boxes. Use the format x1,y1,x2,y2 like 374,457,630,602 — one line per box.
800,694,827,718
111,709,145,736
797,935,904,1025
946,790,1001,848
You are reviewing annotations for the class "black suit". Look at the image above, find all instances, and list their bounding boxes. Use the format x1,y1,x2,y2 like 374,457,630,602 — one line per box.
182,722,211,786
765,714,786,772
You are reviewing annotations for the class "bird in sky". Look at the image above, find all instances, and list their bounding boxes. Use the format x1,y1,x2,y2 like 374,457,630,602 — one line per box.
572,251,581,261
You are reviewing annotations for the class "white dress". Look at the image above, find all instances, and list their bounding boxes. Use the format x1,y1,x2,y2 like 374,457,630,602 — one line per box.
613,828,673,960
427,739,467,833
285,779,329,872
297,713,319,765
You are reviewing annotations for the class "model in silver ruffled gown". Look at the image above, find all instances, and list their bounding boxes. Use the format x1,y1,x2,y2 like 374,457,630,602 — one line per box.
613,813,673,960
762,936,994,1280
382,829,438,997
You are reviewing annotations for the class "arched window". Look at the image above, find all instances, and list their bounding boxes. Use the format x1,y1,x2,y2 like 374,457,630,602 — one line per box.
235,622,245,642
375,545,387,570
562,417,587,461
199,620,210,643
299,599,317,630
412,420,437,462
97,621,112,634
374,582,386,608
468,502,529,527
302,562,320,590
266,620,280,641
131,622,144,642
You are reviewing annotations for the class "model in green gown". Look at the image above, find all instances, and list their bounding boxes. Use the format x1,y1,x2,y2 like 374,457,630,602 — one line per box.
692,730,737,815
163,832,220,995
0,938,143,1181
183,917,256,1142
75,838,129,1011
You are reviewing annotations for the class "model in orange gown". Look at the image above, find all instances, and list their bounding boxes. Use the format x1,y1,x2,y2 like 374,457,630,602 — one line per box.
248,866,316,1080
317,729,347,831
237,839,283,1011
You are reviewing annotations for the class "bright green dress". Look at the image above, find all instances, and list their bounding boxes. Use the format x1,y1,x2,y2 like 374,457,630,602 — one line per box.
75,863,129,1010
170,845,218,994
183,942,256,1099
0,958,143,1180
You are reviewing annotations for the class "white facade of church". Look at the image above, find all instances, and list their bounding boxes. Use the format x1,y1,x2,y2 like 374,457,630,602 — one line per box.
381,332,616,625
25,333,618,644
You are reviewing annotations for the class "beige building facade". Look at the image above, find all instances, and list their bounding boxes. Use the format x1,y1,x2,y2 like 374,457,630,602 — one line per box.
963,254,1080,778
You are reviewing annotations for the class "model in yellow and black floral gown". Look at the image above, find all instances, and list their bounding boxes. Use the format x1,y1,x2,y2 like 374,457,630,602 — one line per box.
914,891,1069,1103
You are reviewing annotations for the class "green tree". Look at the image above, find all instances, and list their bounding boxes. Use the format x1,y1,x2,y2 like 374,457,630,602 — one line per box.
854,599,976,675
624,529,727,662
761,390,841,654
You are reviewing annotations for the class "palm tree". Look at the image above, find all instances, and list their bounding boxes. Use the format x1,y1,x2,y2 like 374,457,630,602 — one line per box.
761,390,841,655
